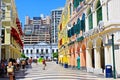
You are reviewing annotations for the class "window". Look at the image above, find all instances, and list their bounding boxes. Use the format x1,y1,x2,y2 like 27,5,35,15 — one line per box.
1,29,5,43
36,49,39,53
34,25,39,29
52,49,54,53
46,49,48,53
60,23,62,31
26,49,28,54
31,50,33,54
96,0,102,25
41,49,43,54
88,9,93,30
56,49,58,52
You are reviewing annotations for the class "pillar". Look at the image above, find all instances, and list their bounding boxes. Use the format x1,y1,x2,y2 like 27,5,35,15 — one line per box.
86,48,93,72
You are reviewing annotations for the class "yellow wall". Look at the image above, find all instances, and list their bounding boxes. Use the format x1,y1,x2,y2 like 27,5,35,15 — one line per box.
5,28,10,44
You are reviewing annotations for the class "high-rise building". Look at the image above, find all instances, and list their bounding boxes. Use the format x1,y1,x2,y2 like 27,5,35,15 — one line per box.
25,16,30,25
23,15,58,59
51,7,64,43
24,15,51,44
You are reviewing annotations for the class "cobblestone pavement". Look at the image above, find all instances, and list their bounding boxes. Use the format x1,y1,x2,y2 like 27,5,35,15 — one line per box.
0,61,120,80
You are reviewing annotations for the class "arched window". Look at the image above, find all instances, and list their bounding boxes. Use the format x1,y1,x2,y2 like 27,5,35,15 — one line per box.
31,49,33,54
46,49,48,53
96,0,102,25
88,8,93,30
36,49,39,53
26,49,28,54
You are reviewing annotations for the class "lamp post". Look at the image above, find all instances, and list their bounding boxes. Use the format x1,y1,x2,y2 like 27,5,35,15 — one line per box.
111,34,116,79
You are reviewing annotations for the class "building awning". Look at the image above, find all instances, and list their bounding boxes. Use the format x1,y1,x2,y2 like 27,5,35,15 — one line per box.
11,27,23,48
77,36,84,42
16,18,23,35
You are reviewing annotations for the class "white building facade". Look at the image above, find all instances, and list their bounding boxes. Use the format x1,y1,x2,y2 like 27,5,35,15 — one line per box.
84,0,120,76
23,42,58,60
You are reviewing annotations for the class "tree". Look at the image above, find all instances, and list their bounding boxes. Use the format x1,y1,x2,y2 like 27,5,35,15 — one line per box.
21,53,27,58
53,52,58,58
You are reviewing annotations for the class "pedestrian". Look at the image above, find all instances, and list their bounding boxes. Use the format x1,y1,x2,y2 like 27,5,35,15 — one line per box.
29,57,32,65
21,60,26,70
7,61,14,80
16,58,20,71
42,58,46,70
25,58,29,68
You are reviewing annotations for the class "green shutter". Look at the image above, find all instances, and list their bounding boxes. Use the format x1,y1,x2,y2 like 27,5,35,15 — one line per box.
88,9,93,30
96,0,102,24
81,20,85,31
77,36,84,42
73,0,79,8
76,18,81,34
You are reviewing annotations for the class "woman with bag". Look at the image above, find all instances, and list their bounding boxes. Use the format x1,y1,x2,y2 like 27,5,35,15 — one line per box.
7,61,14,80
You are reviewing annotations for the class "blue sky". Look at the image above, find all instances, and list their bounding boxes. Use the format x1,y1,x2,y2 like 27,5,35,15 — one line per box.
15,0,66,27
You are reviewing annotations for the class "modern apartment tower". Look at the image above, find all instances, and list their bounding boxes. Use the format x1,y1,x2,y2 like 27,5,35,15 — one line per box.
51,8,64,43
24,15,51,44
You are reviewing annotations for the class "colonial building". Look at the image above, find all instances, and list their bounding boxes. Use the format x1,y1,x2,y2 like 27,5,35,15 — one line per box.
23,42,58,60
58,0,120,77
84,0,120,75
0,0,23,60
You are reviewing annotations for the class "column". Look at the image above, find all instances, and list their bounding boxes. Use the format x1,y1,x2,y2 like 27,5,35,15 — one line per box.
86,48,92,72
102,1,108,22
93,11,97,28
94,47,101,68
85,16,89,31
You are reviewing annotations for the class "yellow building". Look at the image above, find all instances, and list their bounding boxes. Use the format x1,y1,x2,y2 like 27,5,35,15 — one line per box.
1,0,23,60
58,0,70,65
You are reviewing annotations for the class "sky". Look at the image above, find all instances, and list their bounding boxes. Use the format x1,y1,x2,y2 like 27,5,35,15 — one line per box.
15,0,66,28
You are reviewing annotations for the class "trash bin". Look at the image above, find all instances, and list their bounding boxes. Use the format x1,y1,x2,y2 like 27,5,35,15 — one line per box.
105,65,113,78
64,63,68,68
56,61,58,64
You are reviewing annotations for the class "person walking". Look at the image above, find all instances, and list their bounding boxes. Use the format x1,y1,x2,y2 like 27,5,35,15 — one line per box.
42,58,46,70
29,57,32,65
7,62,14,80
21,60,26,70
16,58,20,71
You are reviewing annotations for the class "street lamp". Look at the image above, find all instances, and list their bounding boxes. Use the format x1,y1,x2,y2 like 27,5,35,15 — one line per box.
111,34,116,79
